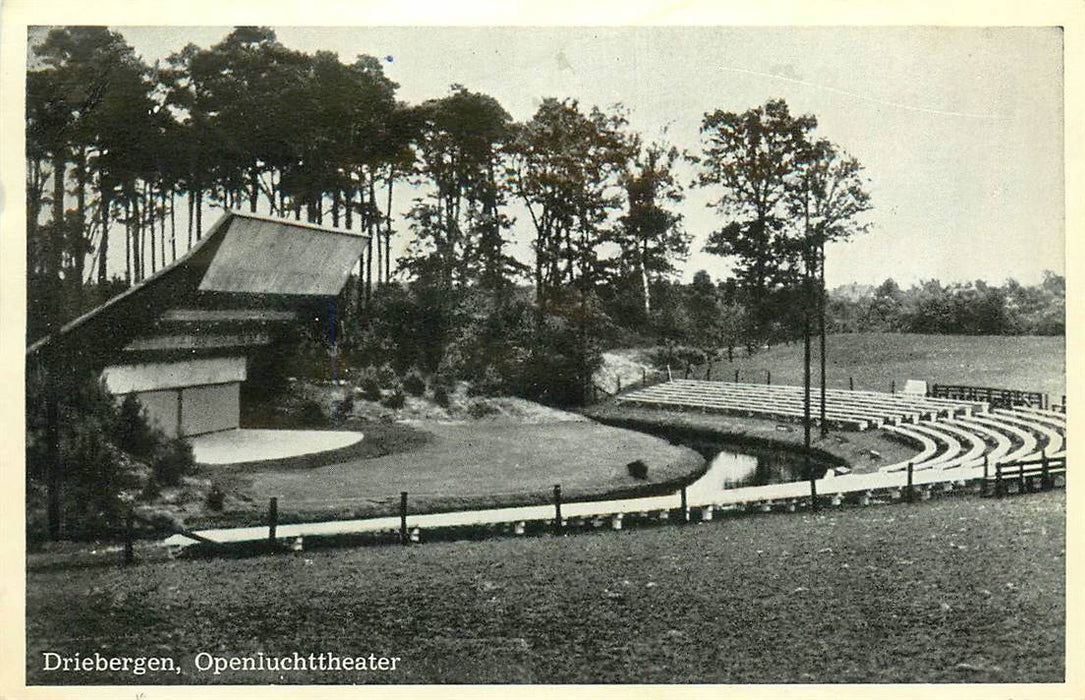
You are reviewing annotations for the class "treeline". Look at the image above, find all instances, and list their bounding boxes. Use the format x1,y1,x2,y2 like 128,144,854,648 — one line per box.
28,26,872,405
827,274,1065,336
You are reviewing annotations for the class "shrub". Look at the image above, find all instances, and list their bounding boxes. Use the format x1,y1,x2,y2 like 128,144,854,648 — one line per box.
433,385,451,408
206,486,225,512
115,395,158,458
295,400,326,426
403,370,426,397
360,377,382,403
153,439,195,487
381,389,406,410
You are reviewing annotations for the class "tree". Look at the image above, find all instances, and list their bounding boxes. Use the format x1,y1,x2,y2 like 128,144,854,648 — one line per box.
788,137,872,434
401,86,519,292
510,98,637,308
616,141,690,317
698,98,817,335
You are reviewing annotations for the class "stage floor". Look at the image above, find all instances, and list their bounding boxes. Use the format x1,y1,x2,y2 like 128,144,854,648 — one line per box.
187,429,364,465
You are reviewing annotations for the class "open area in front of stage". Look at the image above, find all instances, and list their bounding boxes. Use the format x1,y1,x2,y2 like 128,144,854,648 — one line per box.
26,489,1065,684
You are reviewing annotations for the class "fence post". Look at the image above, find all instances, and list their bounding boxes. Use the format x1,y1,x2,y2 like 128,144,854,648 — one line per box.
667,365,672,381
553,484,563,535
400,491,409,545
124,510,134,566
706,362,712,381
1017,459,1026,494
995,462,1003,498
766,370,771,386
680,486,689,523
734,369,740,383
906,462,914,503
268,497,278,547
1041,450,1050,490
891,380,896,394
684,361,691,379
849,376,854,391
809,474,819,512
981,454,989,496
616,376,622,394
642,367,647,385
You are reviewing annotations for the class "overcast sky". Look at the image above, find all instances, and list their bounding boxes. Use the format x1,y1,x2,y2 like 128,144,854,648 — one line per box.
109,25,1064,288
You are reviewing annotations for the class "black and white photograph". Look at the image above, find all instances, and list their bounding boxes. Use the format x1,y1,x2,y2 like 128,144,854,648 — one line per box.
2,0,1081,694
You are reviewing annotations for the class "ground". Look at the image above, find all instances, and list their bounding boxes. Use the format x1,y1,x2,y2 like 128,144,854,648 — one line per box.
649,333,1065,399
195,419,703,528
25,490,1064,684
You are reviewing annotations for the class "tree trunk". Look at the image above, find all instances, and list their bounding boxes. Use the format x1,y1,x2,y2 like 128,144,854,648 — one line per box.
385,173,394,282
73,147,87,300
98,185,109,285
366,177,375,302
170,190,177,262
124,198,131,283
640,238,651,315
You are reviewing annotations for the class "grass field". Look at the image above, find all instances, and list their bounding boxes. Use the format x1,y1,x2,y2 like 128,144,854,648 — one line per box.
674,333,1065,399
192,419,703,528
26,490,1064,684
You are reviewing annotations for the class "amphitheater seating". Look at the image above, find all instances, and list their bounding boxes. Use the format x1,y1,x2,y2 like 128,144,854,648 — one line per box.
615,380,984,431
616,378,1065,486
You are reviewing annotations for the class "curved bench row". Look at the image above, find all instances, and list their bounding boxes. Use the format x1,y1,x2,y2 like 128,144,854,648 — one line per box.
878,406,1065,475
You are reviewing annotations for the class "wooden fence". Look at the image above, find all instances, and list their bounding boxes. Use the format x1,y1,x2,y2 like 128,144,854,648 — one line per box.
985,453,1066,497
931,384,1049,410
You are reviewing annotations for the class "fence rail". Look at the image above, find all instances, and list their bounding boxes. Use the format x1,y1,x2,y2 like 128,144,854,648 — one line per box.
986,453,1066,497
931,384,1049,410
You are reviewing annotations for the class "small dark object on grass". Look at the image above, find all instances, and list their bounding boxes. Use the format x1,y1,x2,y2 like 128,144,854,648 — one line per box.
468,400,499,419
627,460,649,480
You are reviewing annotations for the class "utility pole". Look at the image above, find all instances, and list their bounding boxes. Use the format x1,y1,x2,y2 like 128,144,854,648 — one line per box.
819,240,828,437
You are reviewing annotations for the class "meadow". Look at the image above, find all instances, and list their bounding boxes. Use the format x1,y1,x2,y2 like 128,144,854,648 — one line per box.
679,333,1065,399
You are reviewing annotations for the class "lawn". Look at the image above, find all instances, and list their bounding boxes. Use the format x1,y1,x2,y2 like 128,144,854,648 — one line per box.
26,490,1064,684
671,333,1065,399
193,419,703,528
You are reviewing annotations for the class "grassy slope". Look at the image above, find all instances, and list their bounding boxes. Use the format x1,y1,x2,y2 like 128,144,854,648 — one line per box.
27,491,1064,685
682,333,1065,398
195,420,704,528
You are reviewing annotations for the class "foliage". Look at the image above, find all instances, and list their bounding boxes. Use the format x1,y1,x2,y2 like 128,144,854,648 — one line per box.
827,273,1064,336
381,389,406,409
402,370,426,397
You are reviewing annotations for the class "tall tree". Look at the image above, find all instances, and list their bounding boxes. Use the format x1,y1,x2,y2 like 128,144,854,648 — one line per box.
698,98,817,337
787,138,871,433
511,98,637,308
616,141,690,316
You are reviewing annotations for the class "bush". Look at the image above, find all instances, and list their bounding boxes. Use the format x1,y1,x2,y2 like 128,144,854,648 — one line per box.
644,345,708,370
359,377,382,403
433,385,451,408
403,370,426,397
115,395,158,458
295,400,326,426
153,439,195,487
206,485,225,512
381,389,406,410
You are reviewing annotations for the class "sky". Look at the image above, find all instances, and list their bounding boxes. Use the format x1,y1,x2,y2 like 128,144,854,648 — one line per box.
103,25,1065,288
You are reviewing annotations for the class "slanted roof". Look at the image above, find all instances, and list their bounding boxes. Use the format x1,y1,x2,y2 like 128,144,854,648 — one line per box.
27,210,369,371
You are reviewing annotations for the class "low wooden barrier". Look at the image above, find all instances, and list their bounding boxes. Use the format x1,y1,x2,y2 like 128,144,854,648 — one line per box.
987,453,1066,497
931,384,1048,410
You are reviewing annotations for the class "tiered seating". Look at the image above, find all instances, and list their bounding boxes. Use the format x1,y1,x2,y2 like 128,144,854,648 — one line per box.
616,379,1065,486
615,380,983,431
